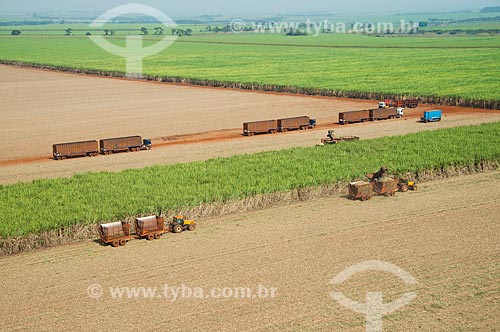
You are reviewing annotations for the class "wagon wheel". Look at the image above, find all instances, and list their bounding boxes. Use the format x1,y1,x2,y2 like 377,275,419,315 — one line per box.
154,233,161,240
111,240,119,247
400,184,409,192
282,128,288,133
188,224,196,231
119,239,127,246
147,234,154,241
172,224,183,233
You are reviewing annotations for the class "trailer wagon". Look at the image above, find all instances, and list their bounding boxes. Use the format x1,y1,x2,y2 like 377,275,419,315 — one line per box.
53,140,99,160
135,215,167,240
277,116,316,132
100,136,152,154
339,110,370,125
243,120,278,136
98,221,133,247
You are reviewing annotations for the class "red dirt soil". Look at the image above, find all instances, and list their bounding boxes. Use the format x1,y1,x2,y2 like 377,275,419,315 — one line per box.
1,65,499,183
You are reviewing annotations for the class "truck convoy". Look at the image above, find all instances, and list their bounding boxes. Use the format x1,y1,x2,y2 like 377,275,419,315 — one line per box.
421,110,443,123
339,107,404,125
378,99,418,109
100,215,196,247
243,116,316,136
53,135,152,160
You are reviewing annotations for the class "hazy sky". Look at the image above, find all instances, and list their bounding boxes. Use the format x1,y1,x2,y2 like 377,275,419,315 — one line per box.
1,0,498,16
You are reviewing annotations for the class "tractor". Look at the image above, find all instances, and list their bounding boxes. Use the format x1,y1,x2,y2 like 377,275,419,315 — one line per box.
170,216,196,233
397,179,418,192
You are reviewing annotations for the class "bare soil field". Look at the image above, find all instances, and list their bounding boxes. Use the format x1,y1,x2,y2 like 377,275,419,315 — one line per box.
1,65,500,184
0,172,499,331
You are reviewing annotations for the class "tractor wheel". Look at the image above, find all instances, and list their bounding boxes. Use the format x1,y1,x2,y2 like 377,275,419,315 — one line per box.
119,239,127,246
154,233,161,240
188,224,196,231
147,234,154,241
172,224,183,233
412,185,418,191
111,240,119,247
400,184,409,192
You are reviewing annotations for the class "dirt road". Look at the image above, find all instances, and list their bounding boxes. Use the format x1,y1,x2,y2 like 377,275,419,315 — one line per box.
1,172,499,331
2,65,500,184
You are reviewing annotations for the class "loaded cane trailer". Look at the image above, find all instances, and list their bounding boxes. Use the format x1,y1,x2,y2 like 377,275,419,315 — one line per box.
349,181,373,201
98,221,133,247
372,178,399,197
339,110,371,125
53,140,99,160
134,215,167,240
243,120,278,136
277,116,316,132
100,136,152,155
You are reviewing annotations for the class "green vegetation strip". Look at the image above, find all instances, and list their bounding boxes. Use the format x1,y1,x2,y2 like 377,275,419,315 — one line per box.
1,122,500,238
1,35,500,105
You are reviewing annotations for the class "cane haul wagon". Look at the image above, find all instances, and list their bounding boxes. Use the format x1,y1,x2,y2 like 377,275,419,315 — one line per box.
53,140,99,160
100,136,152,154
135,215,167,240
98,221,133,247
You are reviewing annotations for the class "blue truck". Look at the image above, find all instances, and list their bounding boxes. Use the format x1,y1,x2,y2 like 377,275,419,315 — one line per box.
421,110,442,123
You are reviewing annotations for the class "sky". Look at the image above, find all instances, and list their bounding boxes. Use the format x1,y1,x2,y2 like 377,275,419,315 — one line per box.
0,0,498,17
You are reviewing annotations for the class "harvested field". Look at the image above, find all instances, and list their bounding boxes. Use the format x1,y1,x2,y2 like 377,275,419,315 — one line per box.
0,172,499,331
1,65,500,184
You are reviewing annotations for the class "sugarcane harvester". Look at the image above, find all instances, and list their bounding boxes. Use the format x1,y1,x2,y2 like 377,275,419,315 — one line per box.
319,130,360,145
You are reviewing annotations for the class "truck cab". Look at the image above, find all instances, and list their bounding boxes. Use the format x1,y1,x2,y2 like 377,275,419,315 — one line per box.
142,139,152,150
397,107,404,118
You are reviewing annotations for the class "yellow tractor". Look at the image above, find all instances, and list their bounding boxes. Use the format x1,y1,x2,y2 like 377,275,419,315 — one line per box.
398,179,418,192
170,216,196,233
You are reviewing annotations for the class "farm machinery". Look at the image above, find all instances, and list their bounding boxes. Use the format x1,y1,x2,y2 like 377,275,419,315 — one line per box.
99,215,196,247
170,216,196,233
349,167,418,201
319,130,360,145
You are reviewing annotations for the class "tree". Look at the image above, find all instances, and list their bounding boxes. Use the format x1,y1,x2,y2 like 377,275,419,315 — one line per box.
140,27,149,35
154,27,164,35
185,28,193,36
86,32,92,36
65,28,72,36
11,30,21,36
